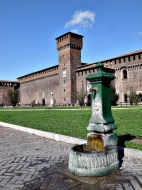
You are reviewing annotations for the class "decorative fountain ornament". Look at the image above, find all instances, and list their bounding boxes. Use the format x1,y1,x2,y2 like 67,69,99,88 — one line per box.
68,62,119,176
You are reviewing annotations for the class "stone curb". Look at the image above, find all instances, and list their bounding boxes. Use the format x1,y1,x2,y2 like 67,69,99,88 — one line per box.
0,122,86,145
0,121,142,159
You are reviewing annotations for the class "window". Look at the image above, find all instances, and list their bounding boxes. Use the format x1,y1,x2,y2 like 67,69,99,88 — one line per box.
123,69,127,79
62,69,66,77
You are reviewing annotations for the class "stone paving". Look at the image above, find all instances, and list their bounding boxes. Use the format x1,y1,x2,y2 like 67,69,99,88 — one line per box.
0,126,142,190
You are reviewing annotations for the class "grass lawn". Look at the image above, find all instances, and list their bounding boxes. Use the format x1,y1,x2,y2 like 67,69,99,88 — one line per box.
0,106,142,150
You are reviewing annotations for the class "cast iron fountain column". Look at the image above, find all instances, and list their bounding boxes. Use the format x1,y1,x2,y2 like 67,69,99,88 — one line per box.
68,62,119,176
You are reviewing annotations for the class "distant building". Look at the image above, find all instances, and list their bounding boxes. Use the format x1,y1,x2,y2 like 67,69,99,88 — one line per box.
5,32,142,106
0,80,20,106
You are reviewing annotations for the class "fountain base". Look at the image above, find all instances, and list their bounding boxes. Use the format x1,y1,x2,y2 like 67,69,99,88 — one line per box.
68,144,119,177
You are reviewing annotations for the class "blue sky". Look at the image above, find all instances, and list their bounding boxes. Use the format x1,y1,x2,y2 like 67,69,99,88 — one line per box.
0,0,142,81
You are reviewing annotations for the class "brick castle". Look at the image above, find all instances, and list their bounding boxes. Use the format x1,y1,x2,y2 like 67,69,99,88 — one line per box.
1,32,142,106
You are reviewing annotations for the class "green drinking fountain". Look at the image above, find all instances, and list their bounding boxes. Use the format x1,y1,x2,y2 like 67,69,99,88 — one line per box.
68,62,119,176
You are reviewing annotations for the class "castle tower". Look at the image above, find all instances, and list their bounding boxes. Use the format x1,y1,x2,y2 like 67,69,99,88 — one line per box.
56,32,83,105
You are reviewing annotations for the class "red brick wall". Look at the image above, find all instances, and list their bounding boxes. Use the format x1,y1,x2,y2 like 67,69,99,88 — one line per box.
57,33,83,105
19,74,59,105
17,31,142,105
0,81,20,106
102,52,142,103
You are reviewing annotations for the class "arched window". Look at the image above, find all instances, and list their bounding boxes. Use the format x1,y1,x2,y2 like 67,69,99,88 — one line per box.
123,69,127,79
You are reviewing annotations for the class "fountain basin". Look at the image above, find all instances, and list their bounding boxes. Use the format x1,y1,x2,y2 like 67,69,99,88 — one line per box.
68,144,119,177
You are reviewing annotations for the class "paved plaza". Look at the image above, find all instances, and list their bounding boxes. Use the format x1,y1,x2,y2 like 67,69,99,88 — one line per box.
0,125,142,190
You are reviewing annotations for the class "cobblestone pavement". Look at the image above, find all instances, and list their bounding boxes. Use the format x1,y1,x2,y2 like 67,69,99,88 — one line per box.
0,126,142,190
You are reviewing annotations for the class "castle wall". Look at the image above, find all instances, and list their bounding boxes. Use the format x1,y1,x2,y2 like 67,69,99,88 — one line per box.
19,74,59,105
102,52,142,103
0,81,20,106
76,68,97,94
17,66,58,83
17,32,142,106
0,86,12,106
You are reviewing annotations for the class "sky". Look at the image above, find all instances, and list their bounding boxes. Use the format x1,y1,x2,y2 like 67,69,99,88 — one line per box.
0,0,142,81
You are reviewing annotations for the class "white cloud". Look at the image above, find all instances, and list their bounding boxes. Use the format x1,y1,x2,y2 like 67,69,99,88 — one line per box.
138,31,142,35
65,10,95,28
